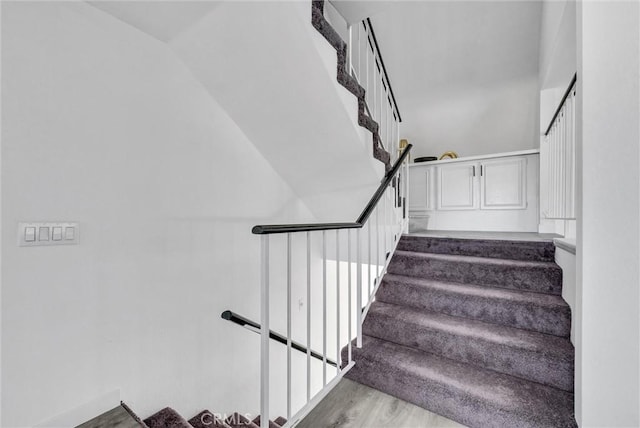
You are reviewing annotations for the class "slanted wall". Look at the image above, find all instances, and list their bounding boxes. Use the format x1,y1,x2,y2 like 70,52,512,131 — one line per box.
170,1,384,223
1,2,315,425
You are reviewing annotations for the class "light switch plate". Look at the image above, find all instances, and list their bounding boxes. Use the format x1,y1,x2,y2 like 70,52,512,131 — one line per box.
18,222,79,246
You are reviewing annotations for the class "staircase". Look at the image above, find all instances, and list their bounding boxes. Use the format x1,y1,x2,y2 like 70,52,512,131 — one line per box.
342,235,577,427
311,0,391,169
119,406,287,428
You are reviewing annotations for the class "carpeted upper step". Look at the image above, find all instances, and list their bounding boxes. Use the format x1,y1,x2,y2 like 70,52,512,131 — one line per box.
397,235,556,262
188,410,232,428
363,301,574,391
388,250,563,294
377,273,571,337
343,336,577,428
144,407,192,428
274,416,287,426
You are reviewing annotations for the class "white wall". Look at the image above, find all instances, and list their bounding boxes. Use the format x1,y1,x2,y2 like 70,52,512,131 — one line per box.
539,0,576,96
1,2,317,426
576,1,640,425
402,76,540,160
364,1,542,160
169,1,384,224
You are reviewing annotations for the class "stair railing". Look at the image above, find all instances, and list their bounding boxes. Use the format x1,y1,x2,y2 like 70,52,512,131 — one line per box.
252,145,412,428
221,310,337,367
543,73,577,220
347,18,402,162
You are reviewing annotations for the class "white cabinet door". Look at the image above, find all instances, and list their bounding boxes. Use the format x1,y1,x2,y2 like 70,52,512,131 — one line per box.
437,163,477,210
480,157,527,209
409,166,435,212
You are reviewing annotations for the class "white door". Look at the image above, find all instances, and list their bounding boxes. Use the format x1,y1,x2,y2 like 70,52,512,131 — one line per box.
437,163,477,210
480,157,527,209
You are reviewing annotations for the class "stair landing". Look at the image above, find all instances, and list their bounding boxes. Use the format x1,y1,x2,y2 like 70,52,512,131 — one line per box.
76,405,145,428
296,378,464,428
407,230,559,242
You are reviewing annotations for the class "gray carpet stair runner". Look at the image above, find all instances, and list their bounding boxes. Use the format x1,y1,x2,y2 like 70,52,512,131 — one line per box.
140,407,286,428
311,0,391,170
342,235,577,427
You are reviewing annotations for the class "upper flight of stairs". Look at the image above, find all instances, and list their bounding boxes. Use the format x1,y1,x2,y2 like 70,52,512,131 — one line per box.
343,235,577,427
311,0,391,169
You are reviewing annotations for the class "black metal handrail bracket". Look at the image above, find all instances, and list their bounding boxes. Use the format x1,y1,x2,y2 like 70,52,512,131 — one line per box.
251,144,412,235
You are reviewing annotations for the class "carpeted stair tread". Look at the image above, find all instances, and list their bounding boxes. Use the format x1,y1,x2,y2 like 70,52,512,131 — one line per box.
344,335,577,428
252,415,284,428
225,413,259,428
144,408,192,428
377,273,571,337
273,417,287,426
388,250,562,294
364,301,574,391
188,410,232,428
397,235,555,262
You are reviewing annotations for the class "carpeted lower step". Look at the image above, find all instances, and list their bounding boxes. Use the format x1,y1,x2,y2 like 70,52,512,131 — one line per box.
225,413,259,428
377,273,571,337
363,301,574,391
144,407,192,428
343,336,577,428
397,236,556,262
252,415,286,428
188,410,232,428
388,250,562,294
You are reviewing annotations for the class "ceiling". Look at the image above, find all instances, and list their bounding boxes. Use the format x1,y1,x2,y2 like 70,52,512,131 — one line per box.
332,1,543,156
88,1,220,43
88,0,544,157
361,1,542,104
89,1,542,98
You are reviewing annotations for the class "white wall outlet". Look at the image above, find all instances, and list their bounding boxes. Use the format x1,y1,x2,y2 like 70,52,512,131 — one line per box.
18,222,79,246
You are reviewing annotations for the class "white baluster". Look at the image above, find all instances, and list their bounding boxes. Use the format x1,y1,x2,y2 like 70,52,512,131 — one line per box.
322,230,327,385
348,24,353,77
286,234,292,420
367,217,372,300
336,230,340,374
347,229,352,363
306,231,311,403
356,228,362,348
376,205,380,278
260,235,269,428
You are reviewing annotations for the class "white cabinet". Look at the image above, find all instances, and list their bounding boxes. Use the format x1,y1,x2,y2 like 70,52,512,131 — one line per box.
480,157,527,210
437,163,477,210
437,157,526,211
408,151,539,232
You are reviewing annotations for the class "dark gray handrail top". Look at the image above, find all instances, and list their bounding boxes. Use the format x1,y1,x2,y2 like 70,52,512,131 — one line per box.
544,73,577,136
252,144,412,235
365,18,402,123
